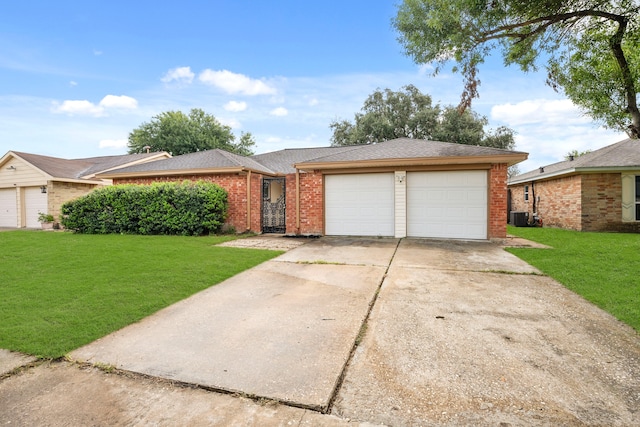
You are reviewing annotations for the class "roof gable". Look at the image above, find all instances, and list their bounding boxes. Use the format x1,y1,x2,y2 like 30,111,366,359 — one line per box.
295,138,527,169
99,149,276,177
0,151,171,183
510,138,640,184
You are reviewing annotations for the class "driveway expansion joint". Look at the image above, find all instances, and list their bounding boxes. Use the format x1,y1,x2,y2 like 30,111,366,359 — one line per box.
324,237,402,414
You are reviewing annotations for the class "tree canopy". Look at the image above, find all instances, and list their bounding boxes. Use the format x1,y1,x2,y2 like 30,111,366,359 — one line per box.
329,84,516,150
127,108,255,156
394,0,640,137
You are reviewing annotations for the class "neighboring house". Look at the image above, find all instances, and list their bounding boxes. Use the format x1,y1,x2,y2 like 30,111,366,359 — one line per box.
508,138,640,232
99,138,527,240
0,151,170,228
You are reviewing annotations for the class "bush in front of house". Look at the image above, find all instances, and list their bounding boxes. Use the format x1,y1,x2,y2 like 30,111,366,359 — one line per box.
61,181,228,236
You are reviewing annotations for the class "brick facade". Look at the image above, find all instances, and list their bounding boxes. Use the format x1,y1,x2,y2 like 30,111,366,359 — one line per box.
48,181,100,224
489,164,508,238
508,173,634,232
296,171,324,235
114,174,262,233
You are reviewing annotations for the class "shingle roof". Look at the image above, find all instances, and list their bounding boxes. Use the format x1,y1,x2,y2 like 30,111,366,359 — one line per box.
510,138,640,183
295,138,527,165
251,146,359,174
7,151,168,180
104,149,276,175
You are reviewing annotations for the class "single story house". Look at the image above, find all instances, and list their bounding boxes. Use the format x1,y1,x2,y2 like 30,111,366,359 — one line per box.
0,150,170,228
99,138,527,240
508,138,640,232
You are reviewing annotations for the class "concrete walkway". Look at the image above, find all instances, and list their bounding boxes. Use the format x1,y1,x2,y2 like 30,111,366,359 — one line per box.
70,237,399,411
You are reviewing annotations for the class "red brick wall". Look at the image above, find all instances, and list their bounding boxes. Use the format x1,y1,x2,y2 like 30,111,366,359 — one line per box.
581,173,622,231
114,174,257,233
489,164,508,238
297,171,323,235
285,174,297,234
249,173,262,232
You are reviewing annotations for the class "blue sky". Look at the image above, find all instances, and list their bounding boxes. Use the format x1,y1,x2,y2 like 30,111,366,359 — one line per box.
0,1,626,172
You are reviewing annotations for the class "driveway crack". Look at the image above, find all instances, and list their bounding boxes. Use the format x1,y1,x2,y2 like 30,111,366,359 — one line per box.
324,238,402,413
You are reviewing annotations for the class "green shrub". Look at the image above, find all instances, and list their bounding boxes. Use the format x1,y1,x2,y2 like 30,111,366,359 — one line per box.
61,181,228,235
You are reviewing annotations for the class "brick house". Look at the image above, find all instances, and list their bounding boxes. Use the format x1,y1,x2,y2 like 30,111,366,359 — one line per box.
100,138,527,240
0,150,170,228
508,138,640,232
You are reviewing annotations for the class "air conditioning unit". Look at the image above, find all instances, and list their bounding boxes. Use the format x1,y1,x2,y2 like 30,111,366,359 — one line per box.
510,211,529,227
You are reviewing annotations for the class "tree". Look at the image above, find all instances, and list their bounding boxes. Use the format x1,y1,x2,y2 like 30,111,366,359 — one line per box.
329,85,516,150
127,108,255,156
564,149,592,160
394,0,640,137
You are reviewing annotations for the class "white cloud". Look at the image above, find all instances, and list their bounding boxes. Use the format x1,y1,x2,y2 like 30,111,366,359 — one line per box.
308,97,319,106
93,49,103,56
491,99,589,127
99,95,138,109
52,95,138,117
69,81,78,87
99,139,128,149
224,100,247,112
161,66,195,85
270,107,288,117
199,69,277,95
52,100,105,117
219,117,241,129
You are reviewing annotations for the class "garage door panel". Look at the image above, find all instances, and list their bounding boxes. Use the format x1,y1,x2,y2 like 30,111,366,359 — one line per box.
0,188,17,227
325,173,394,236
408,171,487,239
24,187,48,228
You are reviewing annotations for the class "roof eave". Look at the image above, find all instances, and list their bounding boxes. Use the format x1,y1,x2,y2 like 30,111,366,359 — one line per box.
79,152,172,179
97,166,276,179
295,154,528,171
508,165,640,185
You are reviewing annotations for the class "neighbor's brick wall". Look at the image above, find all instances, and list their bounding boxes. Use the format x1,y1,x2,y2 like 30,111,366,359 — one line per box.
509,174,626,231
489,164,508,238
509,175,583,230
114,174,257,233
49,181,99,224
581,173,622,231
297,171,323,235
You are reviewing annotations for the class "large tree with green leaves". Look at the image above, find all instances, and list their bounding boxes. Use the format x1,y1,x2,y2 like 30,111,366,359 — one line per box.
127,108,255,156
329,84,516,149
394,0,640,137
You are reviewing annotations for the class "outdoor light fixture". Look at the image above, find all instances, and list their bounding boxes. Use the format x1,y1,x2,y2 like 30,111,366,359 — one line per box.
40,186,47,194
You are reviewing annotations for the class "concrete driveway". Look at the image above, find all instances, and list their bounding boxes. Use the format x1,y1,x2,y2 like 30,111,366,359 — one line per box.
1,236,639,426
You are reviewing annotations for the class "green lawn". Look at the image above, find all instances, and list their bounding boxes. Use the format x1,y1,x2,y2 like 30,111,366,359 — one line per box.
0,231,282,358
506,226,640,331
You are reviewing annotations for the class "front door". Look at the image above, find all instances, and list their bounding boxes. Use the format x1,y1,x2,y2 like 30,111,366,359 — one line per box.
262,178,286,233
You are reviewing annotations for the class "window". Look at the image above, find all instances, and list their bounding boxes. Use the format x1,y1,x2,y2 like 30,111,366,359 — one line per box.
524,185,529,202
636,176,640,220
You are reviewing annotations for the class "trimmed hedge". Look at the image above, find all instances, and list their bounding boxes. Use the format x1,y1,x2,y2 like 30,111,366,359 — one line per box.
61,181,228,235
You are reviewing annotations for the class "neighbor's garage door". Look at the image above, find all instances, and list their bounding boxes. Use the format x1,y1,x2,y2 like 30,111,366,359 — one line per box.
0,188,17,227
407,171,487,239
325,173,394,236
24,187,48,228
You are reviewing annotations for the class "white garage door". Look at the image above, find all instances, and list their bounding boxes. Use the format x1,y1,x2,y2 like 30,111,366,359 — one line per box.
24,187,48,228
0,188,17,227
407,171,487,239
325,173,394,236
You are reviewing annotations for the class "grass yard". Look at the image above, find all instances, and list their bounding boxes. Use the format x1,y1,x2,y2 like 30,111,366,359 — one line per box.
0,231,282,358
506,226,640,331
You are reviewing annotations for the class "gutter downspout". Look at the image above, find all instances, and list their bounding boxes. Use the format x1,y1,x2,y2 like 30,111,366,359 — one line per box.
296,169,300,233
246,171,251,232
